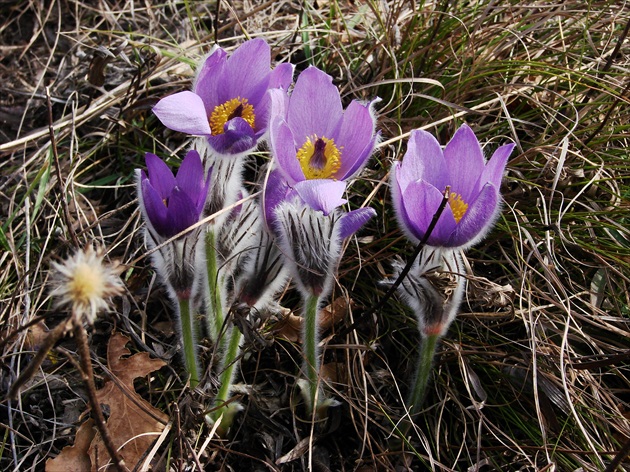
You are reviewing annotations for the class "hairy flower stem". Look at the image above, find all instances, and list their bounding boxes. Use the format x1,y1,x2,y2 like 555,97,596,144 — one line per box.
210,324,243,432
205,229,224,345
303,293,321,415
393,332,441,442
408,333,440,417
177,297,200,388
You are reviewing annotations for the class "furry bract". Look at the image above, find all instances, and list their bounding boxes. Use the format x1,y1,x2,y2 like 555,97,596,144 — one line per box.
391,125,514,249
264,169,375,297
153,38,293,156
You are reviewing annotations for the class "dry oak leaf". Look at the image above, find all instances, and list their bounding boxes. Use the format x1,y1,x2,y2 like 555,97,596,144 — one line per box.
88,332,168,471
46,418,96,472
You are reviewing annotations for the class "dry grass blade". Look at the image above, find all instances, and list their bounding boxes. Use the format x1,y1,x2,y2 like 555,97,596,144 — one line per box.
1,1,629,471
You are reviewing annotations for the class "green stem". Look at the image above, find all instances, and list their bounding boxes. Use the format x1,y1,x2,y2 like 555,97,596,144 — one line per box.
389,333,441,447
210,324,243,432
205,229,224,344
407,333,440,419
178,297,200,388
303,293,321,414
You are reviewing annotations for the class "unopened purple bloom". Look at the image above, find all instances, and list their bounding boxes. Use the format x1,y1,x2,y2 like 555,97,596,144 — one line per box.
153,38,293,155
138,150,210,239
391,125,514,248
268,66,379,211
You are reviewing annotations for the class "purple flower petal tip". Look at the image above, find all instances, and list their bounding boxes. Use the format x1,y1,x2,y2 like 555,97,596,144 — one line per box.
208,117,257,155
338,207,376,239
153,91,212,136
263,169,291,232
294,179,347,215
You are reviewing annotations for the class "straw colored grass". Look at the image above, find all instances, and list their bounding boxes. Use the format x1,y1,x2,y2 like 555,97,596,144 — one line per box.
1,1,629,470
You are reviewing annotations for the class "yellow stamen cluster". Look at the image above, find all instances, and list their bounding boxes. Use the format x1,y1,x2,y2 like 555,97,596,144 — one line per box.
296,136,342,180
449,192,469,223
209,97,256,135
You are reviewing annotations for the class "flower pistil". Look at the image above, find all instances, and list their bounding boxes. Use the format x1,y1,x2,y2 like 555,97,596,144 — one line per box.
209,97,256,135
297,135,341,180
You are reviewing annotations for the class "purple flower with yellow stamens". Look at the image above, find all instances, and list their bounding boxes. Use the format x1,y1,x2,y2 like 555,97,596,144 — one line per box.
391,125,514,249
153,38,293,156
268,66,379,207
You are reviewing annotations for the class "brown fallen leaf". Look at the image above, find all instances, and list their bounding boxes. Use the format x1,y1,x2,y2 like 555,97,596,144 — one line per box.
276,437,311,464
319,362,348,385
273,297,354,343
319,297,354,331
88,332,168,471
46,418,96,472
273,312,303,342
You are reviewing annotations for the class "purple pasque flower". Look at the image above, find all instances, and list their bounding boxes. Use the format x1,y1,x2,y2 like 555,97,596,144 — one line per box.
138,150,210,239
137,150,210,299
391,125,514,249
264,169,375,297
268,66,379,211
153,38,293,156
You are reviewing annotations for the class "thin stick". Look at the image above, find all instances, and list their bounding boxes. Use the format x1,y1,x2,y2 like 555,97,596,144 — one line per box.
8,319,71,399
73,321,127,472
338,187,450,337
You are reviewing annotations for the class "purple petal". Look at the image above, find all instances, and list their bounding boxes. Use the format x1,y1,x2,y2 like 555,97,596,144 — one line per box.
145,153,175,199
270,118,305,184
443,124,485,199
479,142,514,189
153,91,212,136
338,207,376,239
269,62,294,90
257,88,290,138
141,178,169,236
333,100,377,180
398,129,448,192
287,67,343,146
199,166,212,214
207,117,257,155
402,180,456,245
166,188,200,237
222,38,271,104
194,47,228,112
390,161,406,228
448,183,500,247
175,150,205,207
293,179,347,215
263,169,291,232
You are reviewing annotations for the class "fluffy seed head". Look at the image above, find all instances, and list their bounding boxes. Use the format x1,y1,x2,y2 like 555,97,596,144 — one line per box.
50,246,124,324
